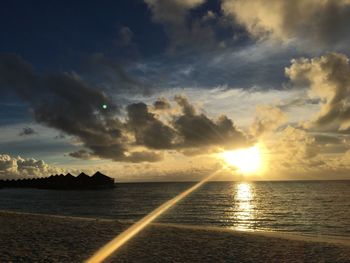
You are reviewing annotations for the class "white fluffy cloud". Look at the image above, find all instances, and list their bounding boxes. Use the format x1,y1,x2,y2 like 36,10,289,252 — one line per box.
266,126,322,175
250,105,287,137
285,52,350,132
0,154,64,178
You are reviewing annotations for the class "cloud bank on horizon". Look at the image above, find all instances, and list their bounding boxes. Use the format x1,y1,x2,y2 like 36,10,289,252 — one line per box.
1,0,350,180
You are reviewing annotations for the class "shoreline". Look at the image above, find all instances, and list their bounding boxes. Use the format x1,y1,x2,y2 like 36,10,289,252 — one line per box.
1,210,350,262
154,222,350,247
1,209,349,246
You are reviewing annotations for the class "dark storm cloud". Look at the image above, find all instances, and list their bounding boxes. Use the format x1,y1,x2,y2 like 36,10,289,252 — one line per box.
0,54,249,163
0,53,140,162
68,149,92,160
144,0,241,52
69,146,163,163
84,53,151,95
153,97,171,110
126,102,176,149
173,95,247,148
126,96,248,151
87,53,140,86
19,127,36,136
144,0,208,51
174,95,195,115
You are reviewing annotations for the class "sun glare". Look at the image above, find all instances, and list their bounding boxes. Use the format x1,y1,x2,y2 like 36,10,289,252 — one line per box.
221,146,262,174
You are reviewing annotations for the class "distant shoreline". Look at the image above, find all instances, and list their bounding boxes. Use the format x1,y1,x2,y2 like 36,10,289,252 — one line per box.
0,171,115,190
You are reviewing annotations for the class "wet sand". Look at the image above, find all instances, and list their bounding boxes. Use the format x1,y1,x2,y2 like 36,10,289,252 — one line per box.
0,211,349,262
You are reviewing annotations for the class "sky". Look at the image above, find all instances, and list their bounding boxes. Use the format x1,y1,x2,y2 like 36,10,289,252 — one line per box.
1,0,350,181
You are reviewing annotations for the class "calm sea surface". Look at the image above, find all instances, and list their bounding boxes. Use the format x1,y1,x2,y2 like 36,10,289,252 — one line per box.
0,181,349,237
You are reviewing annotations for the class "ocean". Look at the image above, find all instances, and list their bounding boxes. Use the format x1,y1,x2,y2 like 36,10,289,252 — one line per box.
0,181,349,237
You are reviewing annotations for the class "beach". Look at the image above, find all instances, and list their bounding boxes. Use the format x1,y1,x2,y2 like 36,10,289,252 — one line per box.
0,211,349,262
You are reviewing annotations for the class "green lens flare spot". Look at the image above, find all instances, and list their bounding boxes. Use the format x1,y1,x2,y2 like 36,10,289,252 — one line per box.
102,104,108,109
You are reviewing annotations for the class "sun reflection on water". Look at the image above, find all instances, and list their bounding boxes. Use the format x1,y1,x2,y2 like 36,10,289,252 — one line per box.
233,182,255,231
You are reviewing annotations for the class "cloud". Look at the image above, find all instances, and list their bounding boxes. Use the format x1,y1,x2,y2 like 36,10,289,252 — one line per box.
145,0,205,25
0,154,64,178
172,95,247,148
144,0,219,51
285,52,350,131
327,149,350,172
174,94,196,115
267,126,321,174
250,105,287,137
264,125,350,179
314,134,342,145
19,127,36,136
125,151,163,163
68,147,163,163
153,97,171,111
85,53,148,93
0,54,249,163
126,102,176,149
124,95,249,158
125,95,248,151
115,26,134,47
0,154,17,176
202,10,217,22
68,149,92,160
222,0,350,49
0,53,130,162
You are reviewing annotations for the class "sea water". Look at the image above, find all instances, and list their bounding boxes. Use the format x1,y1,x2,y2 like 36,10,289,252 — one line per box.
0,181,349,237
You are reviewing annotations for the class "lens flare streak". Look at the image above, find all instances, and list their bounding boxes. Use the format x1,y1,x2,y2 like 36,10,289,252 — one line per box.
86,170,220,263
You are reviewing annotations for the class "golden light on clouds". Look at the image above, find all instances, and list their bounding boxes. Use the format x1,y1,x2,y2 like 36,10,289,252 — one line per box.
220,145,263,174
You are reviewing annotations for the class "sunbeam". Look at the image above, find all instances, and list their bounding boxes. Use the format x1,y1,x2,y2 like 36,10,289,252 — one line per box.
85,169,221,263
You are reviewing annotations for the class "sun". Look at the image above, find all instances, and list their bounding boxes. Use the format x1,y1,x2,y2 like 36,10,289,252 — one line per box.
220,145,262,174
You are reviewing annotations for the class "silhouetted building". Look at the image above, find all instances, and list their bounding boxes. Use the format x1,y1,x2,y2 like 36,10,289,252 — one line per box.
0,172,115,190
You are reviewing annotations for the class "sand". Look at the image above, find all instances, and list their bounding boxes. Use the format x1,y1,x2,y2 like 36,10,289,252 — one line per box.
0,211,349,263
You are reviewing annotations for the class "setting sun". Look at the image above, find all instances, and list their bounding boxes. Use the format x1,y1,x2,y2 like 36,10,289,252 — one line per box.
221,146,262,174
